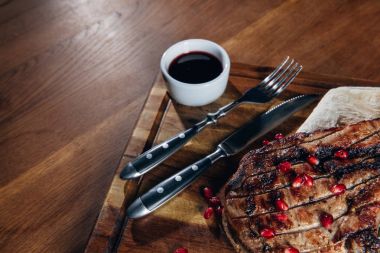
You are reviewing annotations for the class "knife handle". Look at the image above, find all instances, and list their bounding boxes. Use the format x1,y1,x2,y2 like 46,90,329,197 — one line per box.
127,148,225,219
120,101,238,180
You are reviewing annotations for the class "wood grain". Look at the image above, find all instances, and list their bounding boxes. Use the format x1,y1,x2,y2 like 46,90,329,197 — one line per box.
1,0,380,252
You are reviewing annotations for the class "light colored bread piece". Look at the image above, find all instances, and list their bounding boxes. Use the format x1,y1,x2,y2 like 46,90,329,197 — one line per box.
298,87,380,133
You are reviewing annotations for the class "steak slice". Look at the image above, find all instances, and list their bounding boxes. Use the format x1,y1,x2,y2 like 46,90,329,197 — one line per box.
226,158,380,218
226,121,380,197
222,118,380,253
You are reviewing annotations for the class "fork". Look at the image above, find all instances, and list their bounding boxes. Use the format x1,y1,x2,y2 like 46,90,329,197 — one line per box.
120,56,302,179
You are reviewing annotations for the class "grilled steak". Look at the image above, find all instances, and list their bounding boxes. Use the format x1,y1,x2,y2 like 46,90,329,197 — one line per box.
222,119,380,253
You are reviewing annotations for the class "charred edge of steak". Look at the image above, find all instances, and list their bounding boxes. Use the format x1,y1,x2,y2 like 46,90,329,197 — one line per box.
262,243,272,253
349,143,380,158
222,214,260,253
237,154,379,199
333,157,380,180
253,118,380,158
346,182,380,210
315,131,380,160
226,161,249,192
305,143,380,171
252,143,380,186
237,147,309,186
245,191,284,219
239,173,380,221
232,133,380,192
243,171,278,193
345,228,380,252
270,134,380,168
246,195,256,216
244,143,380,186
271,146,309,166
331,201,380,243
247,132,309,156
253,125,350,156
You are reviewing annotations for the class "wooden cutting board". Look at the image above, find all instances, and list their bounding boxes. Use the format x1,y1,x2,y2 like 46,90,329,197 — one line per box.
84,63,379,253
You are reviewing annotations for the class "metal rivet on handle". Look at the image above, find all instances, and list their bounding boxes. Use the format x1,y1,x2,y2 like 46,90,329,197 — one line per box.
175,175,182,181
157,187,164,194
191,165,198,171
162,143,169,149
146,153,153,159
179,133,185,139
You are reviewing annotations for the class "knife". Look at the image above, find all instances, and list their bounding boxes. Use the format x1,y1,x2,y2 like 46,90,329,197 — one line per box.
127,94,318,219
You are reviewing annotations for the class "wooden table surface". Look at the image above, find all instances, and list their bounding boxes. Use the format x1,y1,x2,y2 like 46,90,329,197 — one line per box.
1,1,380,252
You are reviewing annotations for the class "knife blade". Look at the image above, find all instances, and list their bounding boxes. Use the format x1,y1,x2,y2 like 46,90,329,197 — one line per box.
219,94,318,156
127,94,318,219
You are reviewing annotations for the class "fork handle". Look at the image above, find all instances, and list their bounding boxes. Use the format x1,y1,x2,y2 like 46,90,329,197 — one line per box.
119,101,239,180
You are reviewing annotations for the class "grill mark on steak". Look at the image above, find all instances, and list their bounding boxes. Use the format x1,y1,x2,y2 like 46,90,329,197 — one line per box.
344,228,380,253
226,119,380,191
231,154,377,198
333,156,380,180
255,129,338,155
299,121,380,155
294,228,380,253
237,152,379,199
278,228,380,253
224,197,380,253
225,126,354,192
249,179,380,236
261,202,380,252
334,202,380,243
226,160,380,218
255,118,379,157
229,175,380,233
228,131,380,197
223,212,263,253
225,204,380,253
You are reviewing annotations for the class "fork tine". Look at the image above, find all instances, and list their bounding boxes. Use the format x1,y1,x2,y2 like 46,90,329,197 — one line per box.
268,62,299,93
257,56,290,89
270,64,303,97
259,58,294,92
272,65,302,96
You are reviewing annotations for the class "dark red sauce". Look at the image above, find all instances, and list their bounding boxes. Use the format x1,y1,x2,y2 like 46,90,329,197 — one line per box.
168,51,223,84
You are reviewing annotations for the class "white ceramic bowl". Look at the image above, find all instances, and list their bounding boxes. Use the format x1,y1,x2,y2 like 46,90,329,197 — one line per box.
160,39,230,106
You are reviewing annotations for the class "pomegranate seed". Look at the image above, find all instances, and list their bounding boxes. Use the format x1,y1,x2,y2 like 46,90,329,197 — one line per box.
330,184,346,196
275,133,284,140
277,161,292,173
303,174,314,187
334,149,348,159
292,175,304,188
274,213,288,222
208,196,221,207
275,198,289,211
260,228,275,239
174,247,188,253
307,155,320,166
263,139,270,145
202,186,213,199
215,205,224,216
203,207,214,219
320,213,334,229
284,247,299,253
